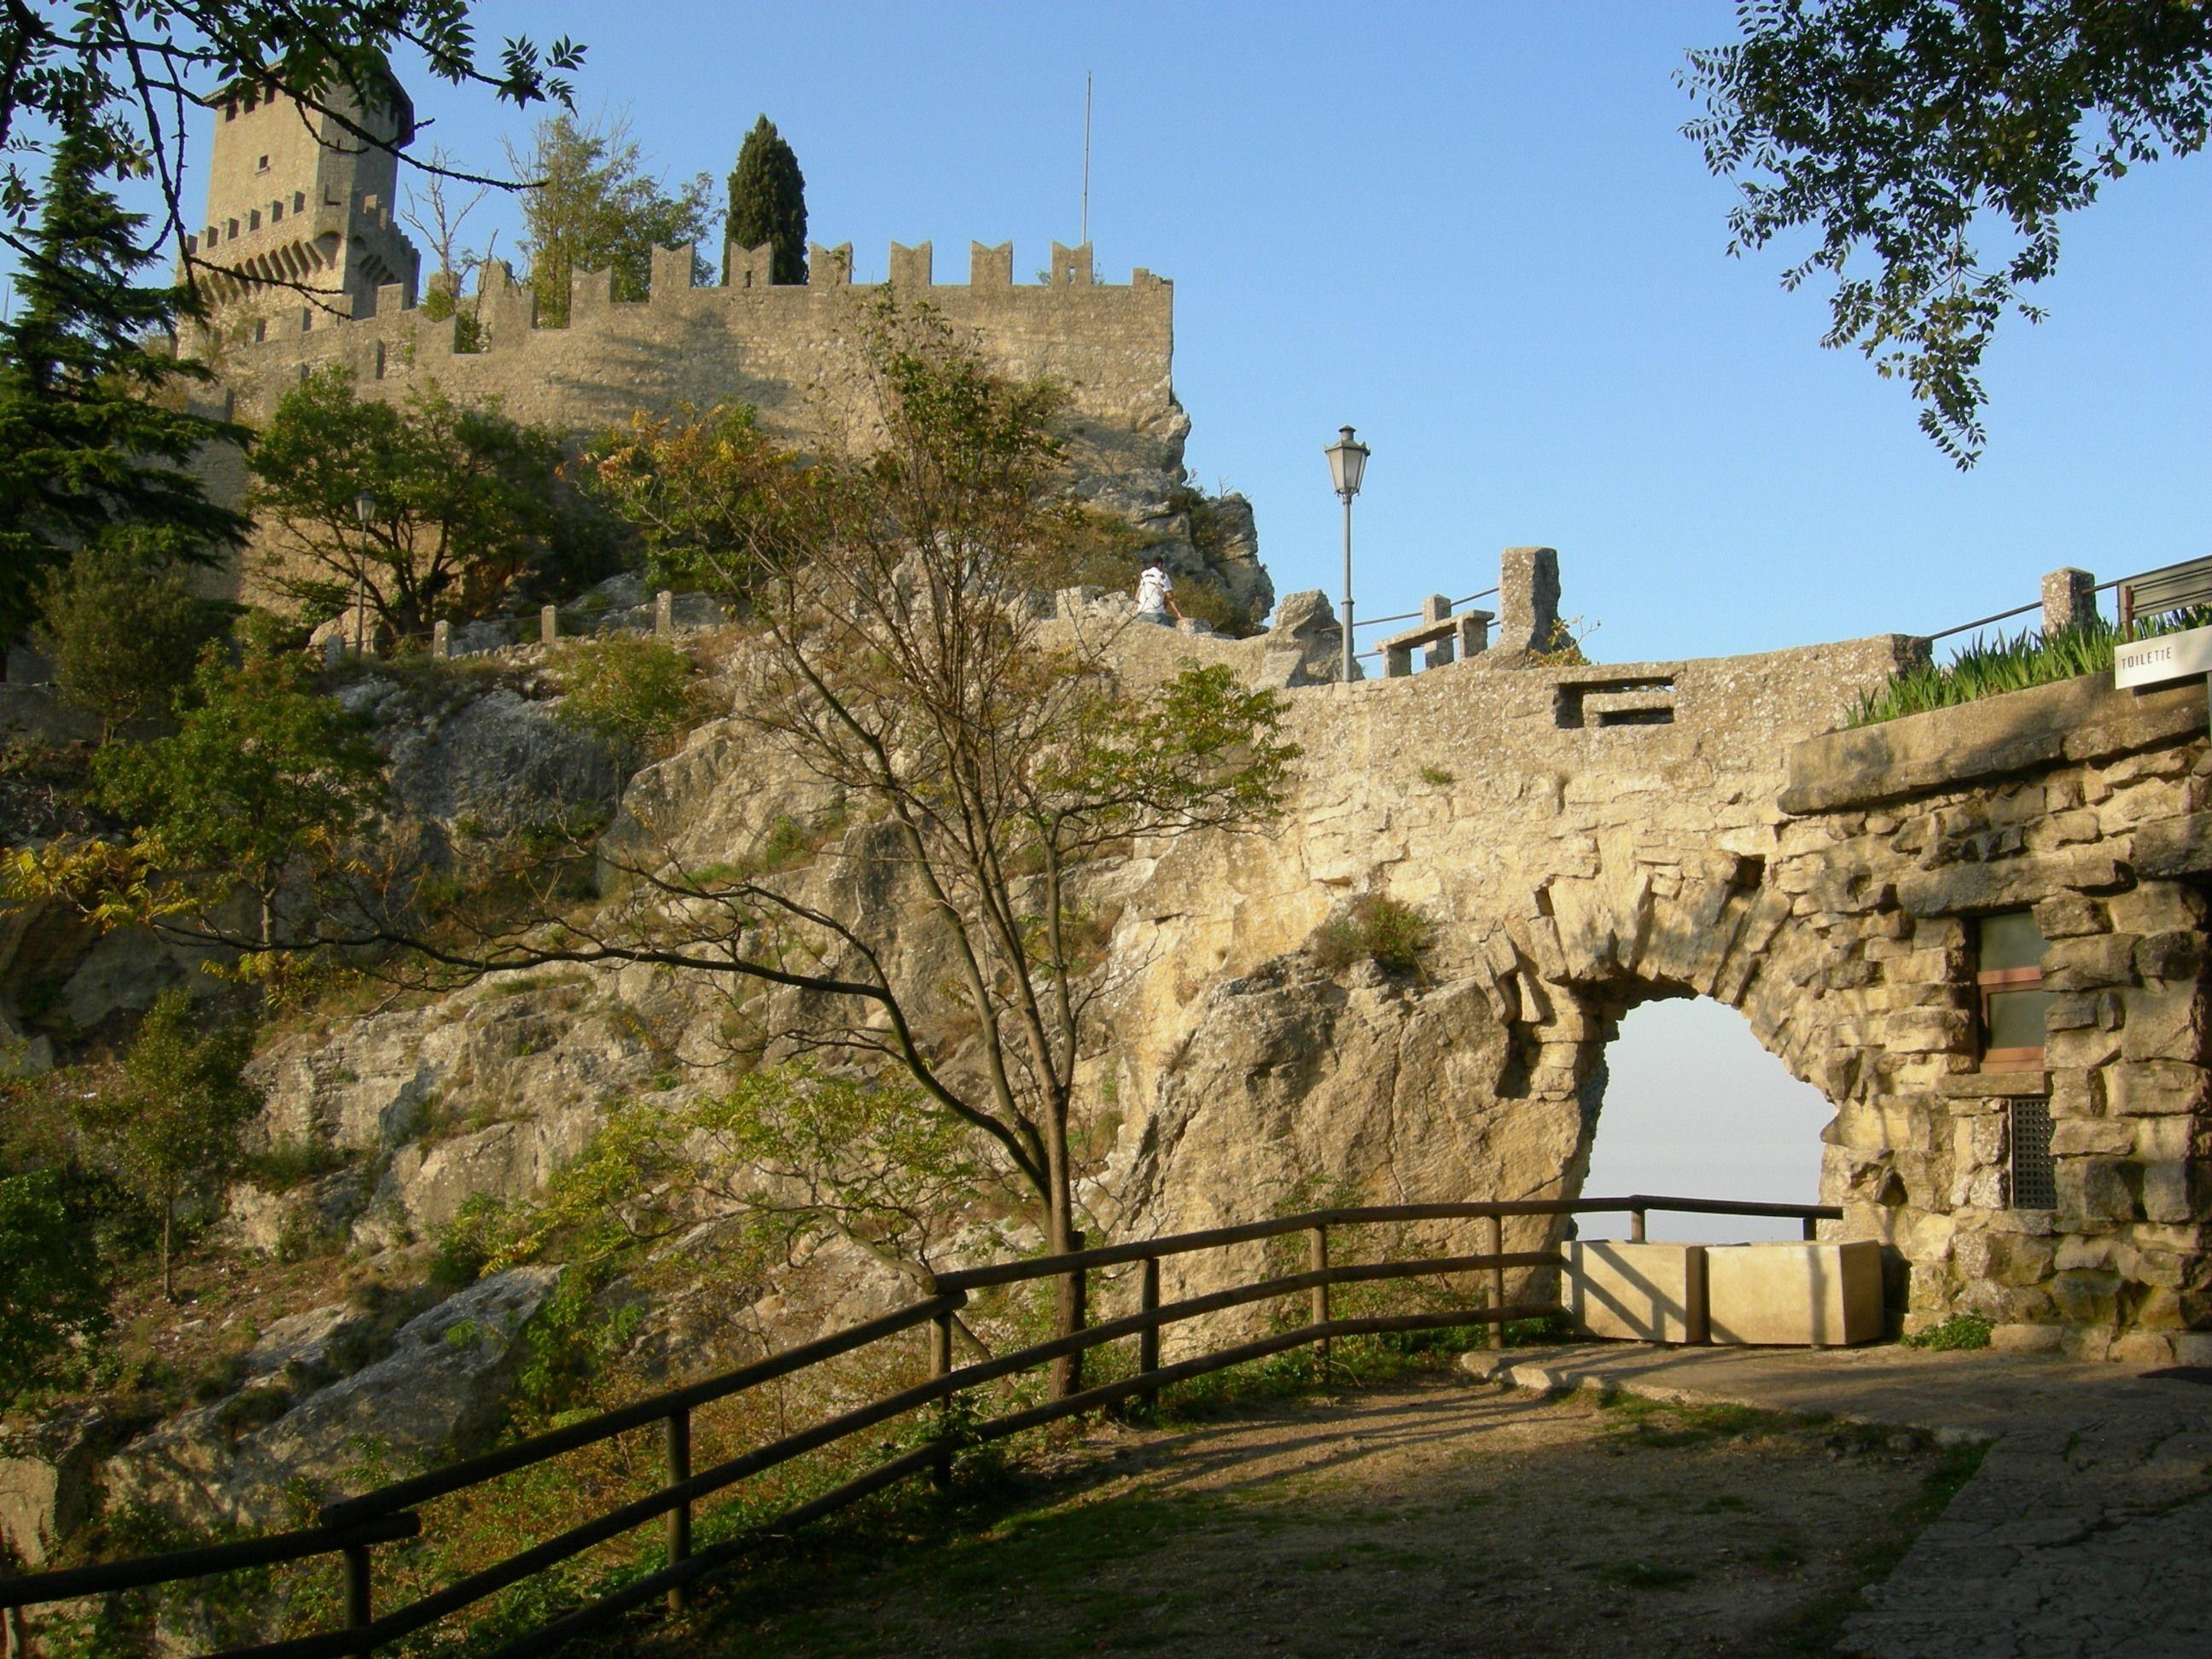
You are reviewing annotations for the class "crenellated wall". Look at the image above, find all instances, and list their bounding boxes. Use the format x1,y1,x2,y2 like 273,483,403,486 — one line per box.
191,237,1179,448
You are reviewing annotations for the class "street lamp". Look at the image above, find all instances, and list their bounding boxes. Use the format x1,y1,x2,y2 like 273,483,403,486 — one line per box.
352,492,376,656
1323,425,1371,684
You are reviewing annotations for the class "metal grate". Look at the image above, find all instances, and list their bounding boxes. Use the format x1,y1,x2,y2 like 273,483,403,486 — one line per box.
2010,1097,2056,1210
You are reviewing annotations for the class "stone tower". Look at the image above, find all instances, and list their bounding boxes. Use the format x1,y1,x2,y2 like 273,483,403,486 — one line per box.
186,70,421,335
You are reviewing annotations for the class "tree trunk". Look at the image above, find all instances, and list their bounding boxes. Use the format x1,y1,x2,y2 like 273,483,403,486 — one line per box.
161,1205,174,1301
1045,1118,1084,1400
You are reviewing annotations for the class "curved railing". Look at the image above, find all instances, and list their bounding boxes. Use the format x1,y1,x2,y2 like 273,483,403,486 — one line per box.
0,1193,1839,1658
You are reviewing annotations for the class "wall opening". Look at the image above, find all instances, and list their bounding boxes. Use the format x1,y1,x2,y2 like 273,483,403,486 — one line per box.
1581,997,1831,1242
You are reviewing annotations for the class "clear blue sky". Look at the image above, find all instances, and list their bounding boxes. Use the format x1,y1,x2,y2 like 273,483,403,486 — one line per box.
322,0,2212,665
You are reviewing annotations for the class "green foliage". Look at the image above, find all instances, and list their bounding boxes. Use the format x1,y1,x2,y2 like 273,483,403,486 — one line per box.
1417,765,1456,788
551,633,707,761
38,537,225,739
510,113,713,327
438,1065,998,1288
513,1272,642,1426
1682,3,2212,466
0,1168,108,1406
0,9,580,242
0,131,244,639
436,1097,691,1281
1901,1313,1994,1351
248,369,587,641
73,989,262,1297
726,114,808,285
1311,894,1429,976
90,625,387,940
1849,610,2208,725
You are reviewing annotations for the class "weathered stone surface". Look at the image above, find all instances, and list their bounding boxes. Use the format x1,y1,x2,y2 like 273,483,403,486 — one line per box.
104,1266,561,1528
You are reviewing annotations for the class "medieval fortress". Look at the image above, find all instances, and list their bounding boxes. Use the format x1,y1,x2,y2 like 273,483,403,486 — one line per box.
167,80,2212,1365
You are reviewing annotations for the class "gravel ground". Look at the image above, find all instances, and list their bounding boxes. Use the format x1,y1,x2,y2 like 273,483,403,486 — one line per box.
641,1372,1974,1657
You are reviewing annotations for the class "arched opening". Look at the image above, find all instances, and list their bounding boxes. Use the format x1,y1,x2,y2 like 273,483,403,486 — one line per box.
1582,997,1831,1241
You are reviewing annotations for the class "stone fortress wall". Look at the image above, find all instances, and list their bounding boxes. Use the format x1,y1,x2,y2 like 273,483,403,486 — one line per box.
185,235,1278,617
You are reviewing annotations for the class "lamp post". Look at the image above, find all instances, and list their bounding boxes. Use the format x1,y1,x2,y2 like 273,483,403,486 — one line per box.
352,492,376,656
1323,425,1370,684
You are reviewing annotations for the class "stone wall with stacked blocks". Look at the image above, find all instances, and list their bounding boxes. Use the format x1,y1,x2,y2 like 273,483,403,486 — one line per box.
183,238,1275,620
1773,672,2212,1362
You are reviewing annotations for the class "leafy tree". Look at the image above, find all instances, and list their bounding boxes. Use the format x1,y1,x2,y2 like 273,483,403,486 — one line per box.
363,303,1299,1395
508,113,713,327
0,130,244,640
38,537,224,741
0,5,582,276
248,369,575,641
0,1169,108,1406
725,115,808,284
1683,2,2212,466
74,990,262,1299
551,633,708,767
92,627,387,946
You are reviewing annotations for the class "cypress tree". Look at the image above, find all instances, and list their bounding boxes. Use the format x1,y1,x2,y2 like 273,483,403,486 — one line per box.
0,132,247,641
725,115,807,286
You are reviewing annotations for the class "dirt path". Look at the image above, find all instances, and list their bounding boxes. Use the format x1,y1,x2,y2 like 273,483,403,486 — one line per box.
646,1373,1972,1657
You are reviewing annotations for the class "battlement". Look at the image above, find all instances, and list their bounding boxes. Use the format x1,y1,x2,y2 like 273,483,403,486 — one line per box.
193,236,1180,454
210,236,1164,336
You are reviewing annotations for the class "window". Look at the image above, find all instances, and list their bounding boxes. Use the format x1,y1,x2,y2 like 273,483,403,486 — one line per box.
247,209,260,230
226,218,238,239
271,200,282,223
253,318,267,343
1975,910,2052,1069
2010,1098,2056,1209
256,154,269,172
294,192,306,212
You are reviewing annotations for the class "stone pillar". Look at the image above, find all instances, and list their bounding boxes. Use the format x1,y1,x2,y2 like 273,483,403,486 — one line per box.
1457,611,1492,658
431,620,450,661
1422,594,1455,670
1495,547,1560,655
1385,643,1415,678
541,604,558,646
2042,567,2098,636
655,591,674,638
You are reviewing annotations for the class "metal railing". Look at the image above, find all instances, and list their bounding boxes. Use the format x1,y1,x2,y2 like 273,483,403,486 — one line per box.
0,1193,1839,1658
1920,556,2209,645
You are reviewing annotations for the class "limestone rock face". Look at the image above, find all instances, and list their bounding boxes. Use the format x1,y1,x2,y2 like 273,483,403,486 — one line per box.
1256,590,1347,687
379,685,619,842
103,1266,562,1528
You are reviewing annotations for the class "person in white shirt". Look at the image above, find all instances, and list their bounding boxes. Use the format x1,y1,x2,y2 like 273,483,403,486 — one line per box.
1135,561,1181,624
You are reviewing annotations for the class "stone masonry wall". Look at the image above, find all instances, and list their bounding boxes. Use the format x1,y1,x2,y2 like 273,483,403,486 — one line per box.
1776,672,2212,1362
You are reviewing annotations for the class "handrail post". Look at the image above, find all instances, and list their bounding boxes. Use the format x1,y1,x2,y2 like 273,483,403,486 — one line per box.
928,1309,955,1492
1483,1214,1506,1351
1629,1207,1646,1243
663,1407,692,1612
1138,1255,1161,1415
343,1542,373,1655
1308,1225,1331,1380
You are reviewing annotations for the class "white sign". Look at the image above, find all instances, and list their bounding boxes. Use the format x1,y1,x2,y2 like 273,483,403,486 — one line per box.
2114,623,2212,690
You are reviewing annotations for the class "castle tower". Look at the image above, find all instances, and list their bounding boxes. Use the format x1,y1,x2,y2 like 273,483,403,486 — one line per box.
186,70,421,337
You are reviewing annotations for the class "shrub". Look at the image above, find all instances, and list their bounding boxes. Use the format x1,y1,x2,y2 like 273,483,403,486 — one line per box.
1311,894,1429,975
1901,1313,1994,1351
551,633,707,760
38,537,224,738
